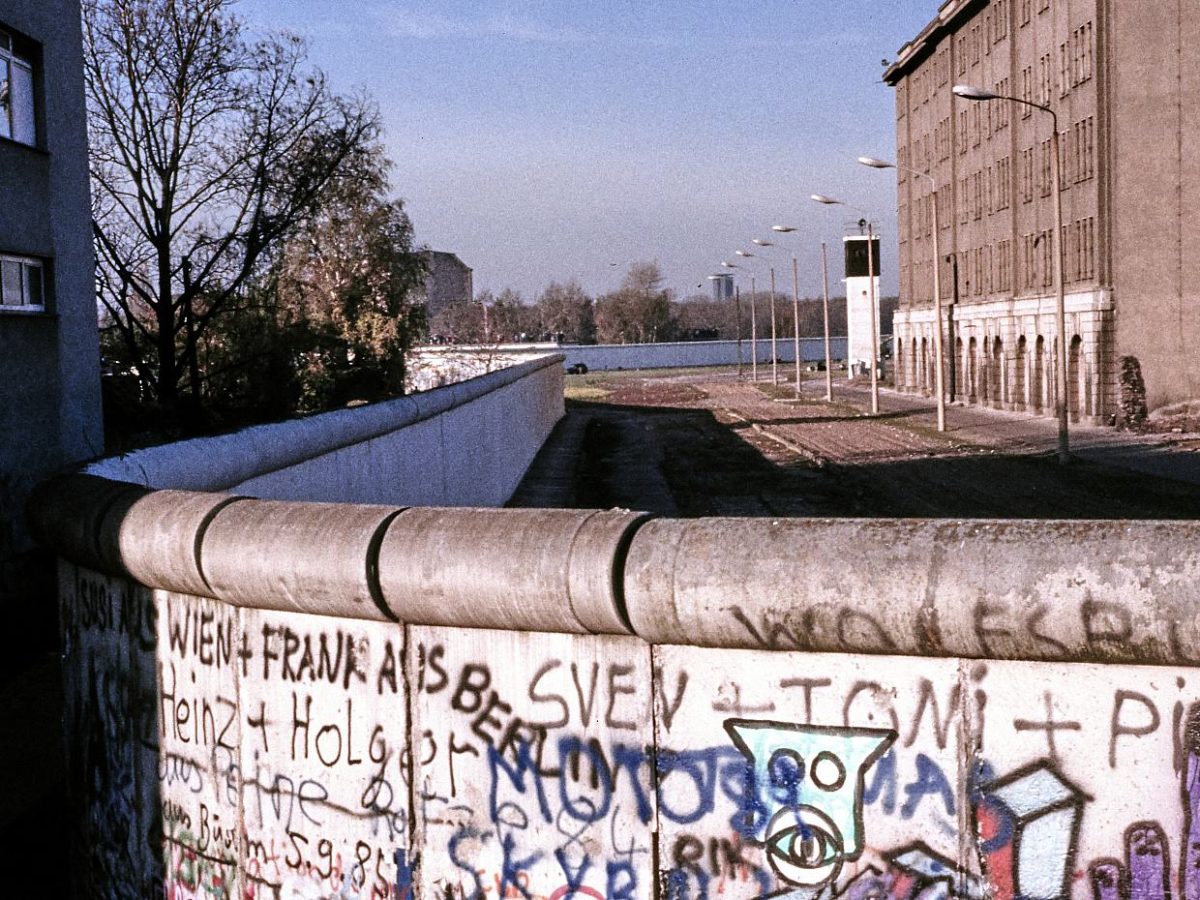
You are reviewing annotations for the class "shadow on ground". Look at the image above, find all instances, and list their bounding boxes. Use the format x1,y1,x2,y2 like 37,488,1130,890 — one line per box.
510,398,1200,519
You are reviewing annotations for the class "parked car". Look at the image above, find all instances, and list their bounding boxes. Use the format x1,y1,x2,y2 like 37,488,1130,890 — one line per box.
566,362,589,375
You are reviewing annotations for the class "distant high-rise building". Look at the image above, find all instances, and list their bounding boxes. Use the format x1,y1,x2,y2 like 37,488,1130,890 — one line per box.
884,0,1200,421
710,273,734,301
420,251,474,317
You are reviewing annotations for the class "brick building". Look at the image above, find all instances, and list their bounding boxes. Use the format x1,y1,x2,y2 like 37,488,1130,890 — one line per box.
421,250,474,317
884,0,1200,420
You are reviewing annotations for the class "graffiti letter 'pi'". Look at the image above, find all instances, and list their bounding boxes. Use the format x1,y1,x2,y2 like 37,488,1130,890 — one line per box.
725,719,897,891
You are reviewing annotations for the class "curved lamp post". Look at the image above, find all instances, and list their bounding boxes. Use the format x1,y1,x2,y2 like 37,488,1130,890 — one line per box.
713,269,745,379
859,155,946,432
812,194,880,415
750,239,782,387
777,224,836,401
759,235,804,397
953,83,1068,464
726,257,759,382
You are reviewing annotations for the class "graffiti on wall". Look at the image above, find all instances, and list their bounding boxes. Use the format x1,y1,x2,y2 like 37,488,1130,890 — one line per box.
61,566,1200,900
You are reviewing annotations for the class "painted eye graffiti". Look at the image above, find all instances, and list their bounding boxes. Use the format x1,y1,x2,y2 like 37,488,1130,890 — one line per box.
811,750,847,791
764,806,845,887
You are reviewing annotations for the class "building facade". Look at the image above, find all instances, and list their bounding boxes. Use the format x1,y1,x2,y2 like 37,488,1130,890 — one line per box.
884,0,1200,421
0,0,102,649
421,250,474,317
710,272,734,302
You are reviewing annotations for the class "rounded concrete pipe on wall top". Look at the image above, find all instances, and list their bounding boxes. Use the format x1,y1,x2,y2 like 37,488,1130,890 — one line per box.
26,474,151,576
199,499,405,621
113,489,248,597
376,506,651,634
623,516,1200,665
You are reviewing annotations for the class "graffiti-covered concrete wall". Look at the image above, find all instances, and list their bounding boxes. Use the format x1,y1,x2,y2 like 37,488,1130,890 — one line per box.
32,483,1200,900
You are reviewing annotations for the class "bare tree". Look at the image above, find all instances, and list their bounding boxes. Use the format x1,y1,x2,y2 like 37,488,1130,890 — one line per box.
536,280,595,344
595,261,674,344
85,0,381,410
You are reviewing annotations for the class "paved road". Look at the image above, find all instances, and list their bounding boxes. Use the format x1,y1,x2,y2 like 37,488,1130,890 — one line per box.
511,371,1200,519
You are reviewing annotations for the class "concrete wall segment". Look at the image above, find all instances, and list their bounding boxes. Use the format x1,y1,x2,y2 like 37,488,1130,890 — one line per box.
199,500,404,621
113,489,247,598
624,517,1200,665
83,355,563,495
376,507,649,634
26,472,150,575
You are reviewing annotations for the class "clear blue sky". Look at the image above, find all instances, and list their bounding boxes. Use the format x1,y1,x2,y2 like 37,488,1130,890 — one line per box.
238,1,940,301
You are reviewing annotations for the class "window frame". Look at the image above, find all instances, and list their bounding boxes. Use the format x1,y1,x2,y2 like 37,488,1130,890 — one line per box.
0,253,46,312
0,27,36,147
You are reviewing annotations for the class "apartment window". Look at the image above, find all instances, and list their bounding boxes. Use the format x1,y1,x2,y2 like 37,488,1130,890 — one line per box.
1039,54,1052,105
996,156,1011,209
997,240,1012,291
994,79,1010,129
1059,44,1070,97
1040,139,1052,197
0,254,44,310
1071,23,1094,86
1041,229,1054,287
1080,116,1095,181
1020,0,1032,26
958,110,968,153
1021,67,1033,118
1081,217,1096,279
1021,147,1034,203
1039,0,1051,12
0,29,35,146
956,35,967,75
994,0,1009,40
1022,233,1037,289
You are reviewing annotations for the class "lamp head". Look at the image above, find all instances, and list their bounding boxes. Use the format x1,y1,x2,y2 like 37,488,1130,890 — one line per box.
811,194,841,205
772,225,797,233
858,156,894,169
952,84,997,101
735,250,755,257
751,239,775,247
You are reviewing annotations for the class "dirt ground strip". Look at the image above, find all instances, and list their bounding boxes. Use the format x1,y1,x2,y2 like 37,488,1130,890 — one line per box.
509,369,1200,519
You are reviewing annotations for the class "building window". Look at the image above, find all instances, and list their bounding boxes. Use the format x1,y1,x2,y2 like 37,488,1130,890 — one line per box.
0,254,44,310
1039,0,1051,13
1021,147,1035,203
0,29,35,146
1040,139,1052,197
994,0,1009,41
996,156,1011,209
1020,0,1032,27
1021,67,1033,118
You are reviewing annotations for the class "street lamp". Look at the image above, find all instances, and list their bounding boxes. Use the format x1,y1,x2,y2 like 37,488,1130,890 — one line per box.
776,225,835,401
812,193,881,414
725,258,759,382
750,239,782,387
759,236,804,398
712,271,744,379
859,155,946,432
953,83,1069,464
